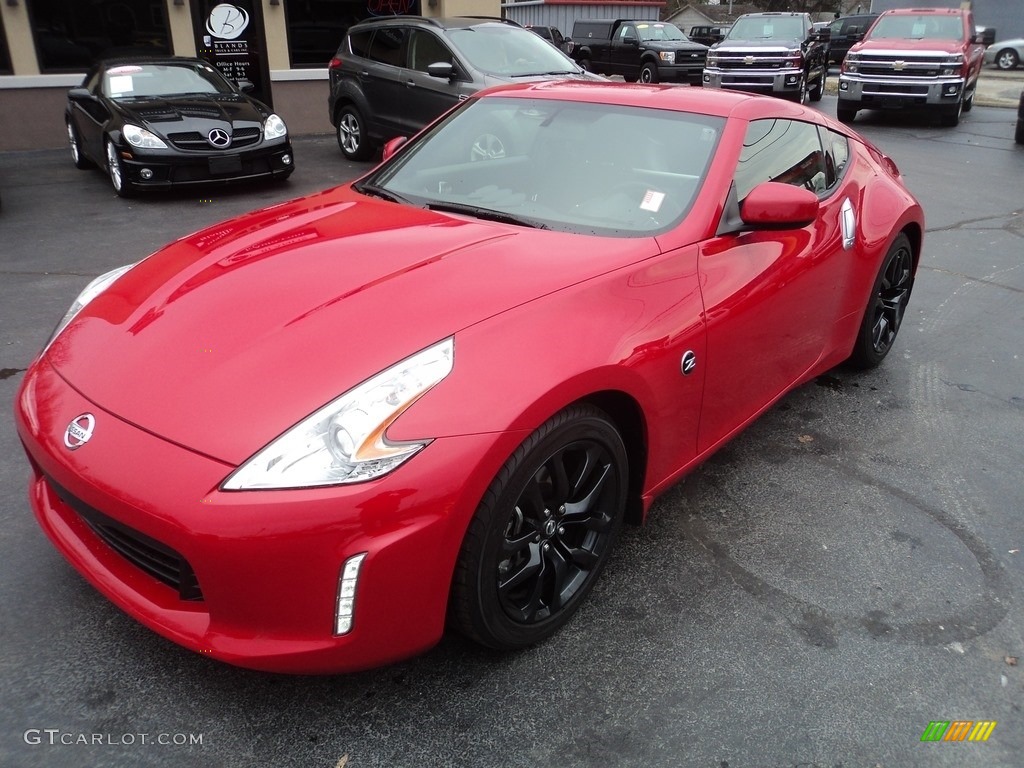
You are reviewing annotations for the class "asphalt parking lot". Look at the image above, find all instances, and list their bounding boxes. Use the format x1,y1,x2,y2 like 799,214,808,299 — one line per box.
1,91,1023,768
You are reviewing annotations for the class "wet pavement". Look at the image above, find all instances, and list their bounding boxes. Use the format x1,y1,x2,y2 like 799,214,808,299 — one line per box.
1,101,1022,768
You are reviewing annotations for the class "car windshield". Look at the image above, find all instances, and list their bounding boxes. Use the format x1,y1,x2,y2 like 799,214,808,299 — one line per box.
728,17,805,40
102,62,234,99
446,26,580,76
867,15,963,41
362,96,723,236
636,23,687,42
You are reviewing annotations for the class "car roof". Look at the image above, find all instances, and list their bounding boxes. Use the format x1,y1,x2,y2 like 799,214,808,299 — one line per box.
348,16,519,32
474,80,829,123
97,56,210,70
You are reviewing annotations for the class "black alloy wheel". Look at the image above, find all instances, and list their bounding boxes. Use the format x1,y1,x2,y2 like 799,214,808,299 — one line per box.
848,233,914,369
450,404,628,649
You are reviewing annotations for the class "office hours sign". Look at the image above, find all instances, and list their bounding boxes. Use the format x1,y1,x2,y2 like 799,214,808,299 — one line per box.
192,1,273,107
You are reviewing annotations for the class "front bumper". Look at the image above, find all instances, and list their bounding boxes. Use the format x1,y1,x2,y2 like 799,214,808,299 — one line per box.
703,67,803,95
657,62,706,84
15,358,516,673
837,74,966,109
119,140,294,189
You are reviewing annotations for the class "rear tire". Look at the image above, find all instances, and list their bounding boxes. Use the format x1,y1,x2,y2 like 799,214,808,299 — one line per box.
335,104,375,161
848,233,914,369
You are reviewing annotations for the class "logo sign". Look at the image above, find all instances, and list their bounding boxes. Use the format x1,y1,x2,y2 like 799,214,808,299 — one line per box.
207,128,231,148
921,720,997,742
64,414,96,450
893,60,906,71
681,350,697,376
206,4,250,40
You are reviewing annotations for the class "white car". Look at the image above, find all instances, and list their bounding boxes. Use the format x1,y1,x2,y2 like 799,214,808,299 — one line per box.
984,38,1024,70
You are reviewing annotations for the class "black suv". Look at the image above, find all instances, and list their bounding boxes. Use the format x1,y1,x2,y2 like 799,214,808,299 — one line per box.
703,12,830,103
328,16,590,160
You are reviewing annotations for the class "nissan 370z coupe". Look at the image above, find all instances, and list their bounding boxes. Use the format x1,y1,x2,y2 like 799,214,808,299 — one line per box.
65,57,294,196
17,82,924,673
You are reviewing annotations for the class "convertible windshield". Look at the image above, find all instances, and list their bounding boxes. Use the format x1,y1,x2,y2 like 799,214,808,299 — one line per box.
102,63,235,99
727,17,805,40
867,15,963,42
446,26,581,77
364,97,723,236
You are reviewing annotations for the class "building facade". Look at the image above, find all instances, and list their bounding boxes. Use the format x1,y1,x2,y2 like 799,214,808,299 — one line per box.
0,0,500,151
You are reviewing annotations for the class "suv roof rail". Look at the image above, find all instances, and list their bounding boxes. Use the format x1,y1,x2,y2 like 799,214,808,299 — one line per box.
461,16,522,27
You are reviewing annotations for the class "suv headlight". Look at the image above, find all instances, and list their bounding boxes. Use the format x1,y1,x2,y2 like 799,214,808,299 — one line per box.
263,113,287,140
122,124,167,149
223,338,454,490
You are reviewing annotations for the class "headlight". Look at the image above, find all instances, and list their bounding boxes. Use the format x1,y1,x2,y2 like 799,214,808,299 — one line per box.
122,124,167,149
223,338,454,490
706,53,719,66
659,51,676,64
843,53,860,73
263,113,287,140
44,263,138,352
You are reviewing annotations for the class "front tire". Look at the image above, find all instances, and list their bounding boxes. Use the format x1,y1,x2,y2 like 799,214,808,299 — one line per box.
335,104,375,161
848,233,914,369
639,63,659,84
837,104,857,123
940,99,962,127
449,404,628,650
995,48,1019,71
809,70,825,102
105,139,134,197
67,121,91,169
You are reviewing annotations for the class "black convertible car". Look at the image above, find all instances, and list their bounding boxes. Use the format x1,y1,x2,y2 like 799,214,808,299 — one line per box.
66,57,294,196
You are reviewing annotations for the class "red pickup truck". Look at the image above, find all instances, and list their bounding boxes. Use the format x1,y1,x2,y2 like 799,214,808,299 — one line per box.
837,7,985,127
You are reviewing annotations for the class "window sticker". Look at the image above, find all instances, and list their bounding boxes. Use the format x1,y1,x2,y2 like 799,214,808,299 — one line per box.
108,75,134,96
640,190,665,212
108,66,143,75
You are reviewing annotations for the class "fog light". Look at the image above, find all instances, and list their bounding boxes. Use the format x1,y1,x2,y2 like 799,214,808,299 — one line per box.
282,153,292,166
944,84,960,96
334,552,367,635
140,168,154,180
839,81,848,91
786,74,798,85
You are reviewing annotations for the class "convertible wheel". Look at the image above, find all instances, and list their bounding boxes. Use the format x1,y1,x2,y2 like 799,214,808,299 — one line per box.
848,233,914,369
995,48,1019,71
105,139,134,197
335,104,375,161
450,404,628,650
67,122,91,170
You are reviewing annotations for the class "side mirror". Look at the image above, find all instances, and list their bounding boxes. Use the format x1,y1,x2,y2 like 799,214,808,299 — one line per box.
236,79,255,93
427,62,456,80
67,87,95,103
740,182,819,229
381,136,407,162
622,35,639,47
811,28,831,43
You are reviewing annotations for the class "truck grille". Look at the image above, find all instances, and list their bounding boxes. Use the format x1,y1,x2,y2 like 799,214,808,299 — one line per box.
713,53,791,70
855,55,947,78
47,476,204,602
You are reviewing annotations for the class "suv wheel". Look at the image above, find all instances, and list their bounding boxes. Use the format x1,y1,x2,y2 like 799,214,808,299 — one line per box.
639,63,659,84
336,104,375,161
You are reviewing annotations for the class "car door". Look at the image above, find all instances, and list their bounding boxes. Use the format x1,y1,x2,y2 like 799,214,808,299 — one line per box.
608,23,639,76
696,118,855,454
69,69,109,163
356,26,409,140
400,28,465,135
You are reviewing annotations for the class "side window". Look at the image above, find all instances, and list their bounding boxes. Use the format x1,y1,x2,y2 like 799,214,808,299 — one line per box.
816,126,851,192
407,29,454,73
618,24,636,42
365,27,407,68
348,29,374,60
734,119,829,200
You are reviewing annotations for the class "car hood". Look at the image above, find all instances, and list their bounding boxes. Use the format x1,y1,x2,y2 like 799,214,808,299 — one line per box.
46,186,659,464
641,40,708,53
850,38,965,55
715,37,802,51
112,93,268,134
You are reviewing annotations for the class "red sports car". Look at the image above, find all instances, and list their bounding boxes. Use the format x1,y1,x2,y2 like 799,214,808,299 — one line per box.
15,82,923,673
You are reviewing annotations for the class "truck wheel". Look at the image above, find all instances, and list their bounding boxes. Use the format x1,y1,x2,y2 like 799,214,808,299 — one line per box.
579,58,592,72
837,104,857,124
640,63,659,84
624,75,638,83
809,70,825,102
940,100,962,127
790,75,807,105
962,87,975,113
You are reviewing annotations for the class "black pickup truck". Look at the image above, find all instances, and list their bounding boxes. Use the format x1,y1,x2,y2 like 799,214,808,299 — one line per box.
569,19,708,84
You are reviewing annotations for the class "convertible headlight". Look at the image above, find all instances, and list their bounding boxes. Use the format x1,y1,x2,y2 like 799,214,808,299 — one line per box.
223,338,454,490
122,124,167,149
44,263,138,352
263,113,287,140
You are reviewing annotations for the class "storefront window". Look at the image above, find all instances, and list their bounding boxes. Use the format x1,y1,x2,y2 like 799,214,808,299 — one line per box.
0,12,13,74
27,0,170,73
284,0,420,68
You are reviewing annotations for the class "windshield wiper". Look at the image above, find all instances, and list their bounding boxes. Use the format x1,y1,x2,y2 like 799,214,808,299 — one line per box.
512,70,579,77
356,183,414,206
426,201,549,229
